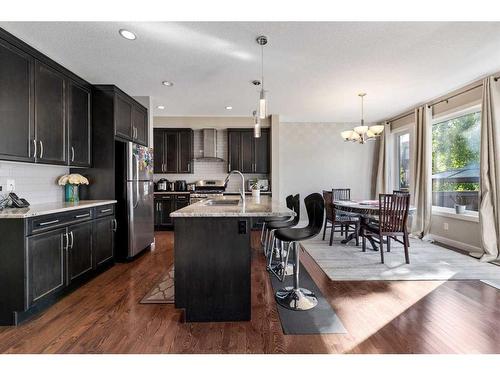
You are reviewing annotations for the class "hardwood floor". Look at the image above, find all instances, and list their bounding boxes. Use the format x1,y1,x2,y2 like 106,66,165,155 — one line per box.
0,231,499,354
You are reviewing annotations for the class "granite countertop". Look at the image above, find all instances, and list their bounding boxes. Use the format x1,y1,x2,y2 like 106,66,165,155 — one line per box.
170,195,294,218
223,191,272,196
0,200,117,219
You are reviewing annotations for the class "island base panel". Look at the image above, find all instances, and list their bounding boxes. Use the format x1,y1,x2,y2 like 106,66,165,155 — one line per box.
174,217,251,322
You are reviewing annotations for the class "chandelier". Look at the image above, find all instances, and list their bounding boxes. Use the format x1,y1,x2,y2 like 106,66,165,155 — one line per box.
340,93,384,144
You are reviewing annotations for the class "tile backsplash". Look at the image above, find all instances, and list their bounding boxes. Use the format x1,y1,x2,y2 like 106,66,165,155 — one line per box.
0,162,68,204
154,129,269,192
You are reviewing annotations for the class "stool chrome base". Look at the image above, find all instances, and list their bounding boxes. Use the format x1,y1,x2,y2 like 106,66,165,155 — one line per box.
275,287,318,311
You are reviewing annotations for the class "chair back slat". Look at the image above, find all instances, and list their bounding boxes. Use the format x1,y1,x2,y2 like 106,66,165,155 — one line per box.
322,190,333,220
333,188,351,201
379,193,410,233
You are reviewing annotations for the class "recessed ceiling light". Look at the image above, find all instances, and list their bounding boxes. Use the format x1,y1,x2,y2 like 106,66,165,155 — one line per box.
225,106,233,110
119,29,136,40
162,81,174,87
157,105,165,110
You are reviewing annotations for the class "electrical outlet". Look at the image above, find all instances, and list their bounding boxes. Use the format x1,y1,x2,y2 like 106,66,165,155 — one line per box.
443,222,449,231
6,179,15,192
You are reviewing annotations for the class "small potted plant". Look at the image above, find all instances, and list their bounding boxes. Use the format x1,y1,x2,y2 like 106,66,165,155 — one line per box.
251,181,261,198
451,195,467,214
58,174,89,203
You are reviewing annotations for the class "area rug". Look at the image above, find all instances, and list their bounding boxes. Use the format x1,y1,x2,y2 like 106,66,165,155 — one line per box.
140,267,175,304
302,236,500,281
481,280,500,290
269,262,347,335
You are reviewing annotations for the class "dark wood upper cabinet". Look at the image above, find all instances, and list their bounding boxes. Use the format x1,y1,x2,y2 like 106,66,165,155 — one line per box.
153,128,165,174
0,39,34,162
178,130,193,173
0,28,94,167
240,131,254,173
227,130,241,172
132,105,148,146
114,93,133,140
165,131,179,173
254,128,270,174
227,128,270,174
34,61,66,165
153,129,193,174
68,81,91,167
27,228,66,307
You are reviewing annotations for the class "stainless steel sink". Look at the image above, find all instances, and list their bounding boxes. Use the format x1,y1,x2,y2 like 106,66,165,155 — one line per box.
204,198,241,206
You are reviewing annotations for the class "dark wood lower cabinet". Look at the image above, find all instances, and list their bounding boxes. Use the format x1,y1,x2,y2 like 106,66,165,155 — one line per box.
154,194,191,230
0,205,116,326
27,228,66,306
94,216,115,267
68,221,93,283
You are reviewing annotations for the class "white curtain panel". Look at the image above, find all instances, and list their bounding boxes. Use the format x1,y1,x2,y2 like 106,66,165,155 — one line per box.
479,77,500,262
410,106,432,238
375,122,391,196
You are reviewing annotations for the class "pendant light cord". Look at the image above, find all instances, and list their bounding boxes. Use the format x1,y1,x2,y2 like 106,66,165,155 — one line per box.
261,43,265,91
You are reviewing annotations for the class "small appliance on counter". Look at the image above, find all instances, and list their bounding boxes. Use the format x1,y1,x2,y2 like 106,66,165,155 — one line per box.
174,180,187,192
247,178,270,192
156,178,171,192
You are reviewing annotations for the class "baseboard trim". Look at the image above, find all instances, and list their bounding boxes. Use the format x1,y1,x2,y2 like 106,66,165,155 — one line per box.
427,234,482,254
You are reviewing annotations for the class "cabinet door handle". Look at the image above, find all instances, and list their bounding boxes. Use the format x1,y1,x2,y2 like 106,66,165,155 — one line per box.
39,219,59,226
39,140,44,158
71,146,75,162
228,163,231,172
63,233,69,250
69,231,74,249
75,213,90,219
32,139,37,159
188,162,190,172
112,218,117,232
100,208,112,213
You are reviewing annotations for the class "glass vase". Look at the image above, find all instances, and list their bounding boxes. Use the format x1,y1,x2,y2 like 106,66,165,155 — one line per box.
65,184,79,203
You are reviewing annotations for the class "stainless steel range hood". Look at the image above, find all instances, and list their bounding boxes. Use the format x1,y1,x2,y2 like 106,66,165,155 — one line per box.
195,128,224,161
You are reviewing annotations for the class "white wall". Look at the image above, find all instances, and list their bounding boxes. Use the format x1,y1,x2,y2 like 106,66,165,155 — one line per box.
0,161,68,204
278,122,378,214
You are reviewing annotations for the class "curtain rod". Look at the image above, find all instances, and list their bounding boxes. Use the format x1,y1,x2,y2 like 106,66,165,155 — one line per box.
427,83,483,109
387,110,413,124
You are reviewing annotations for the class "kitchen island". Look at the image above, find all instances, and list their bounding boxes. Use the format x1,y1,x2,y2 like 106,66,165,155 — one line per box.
171,196,294,322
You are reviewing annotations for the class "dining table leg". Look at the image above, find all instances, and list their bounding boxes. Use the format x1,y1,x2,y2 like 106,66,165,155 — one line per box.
340,216,379,251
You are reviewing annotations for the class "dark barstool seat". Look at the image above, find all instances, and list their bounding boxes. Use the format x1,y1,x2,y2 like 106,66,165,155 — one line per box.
273,193,324,311
261,195,294,253
266,194,300,273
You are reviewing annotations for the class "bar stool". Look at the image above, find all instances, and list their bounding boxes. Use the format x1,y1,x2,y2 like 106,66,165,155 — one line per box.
266,194,300,276
262,195,294,256
273,193,325,311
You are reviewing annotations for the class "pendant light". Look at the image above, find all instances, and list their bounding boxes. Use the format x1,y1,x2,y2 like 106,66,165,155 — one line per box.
256,35,268,120
340,93,384,144
253,110,261,138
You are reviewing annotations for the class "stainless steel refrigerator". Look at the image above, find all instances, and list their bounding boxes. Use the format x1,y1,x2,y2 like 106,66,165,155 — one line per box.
116,141,154,259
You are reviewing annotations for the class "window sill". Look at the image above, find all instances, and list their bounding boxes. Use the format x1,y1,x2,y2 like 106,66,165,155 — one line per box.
432,206,479,223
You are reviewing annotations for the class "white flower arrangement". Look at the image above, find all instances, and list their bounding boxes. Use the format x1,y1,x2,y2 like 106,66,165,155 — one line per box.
58,174,90,186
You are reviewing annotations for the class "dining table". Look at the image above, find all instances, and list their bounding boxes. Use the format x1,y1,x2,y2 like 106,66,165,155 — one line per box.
333,199,415,251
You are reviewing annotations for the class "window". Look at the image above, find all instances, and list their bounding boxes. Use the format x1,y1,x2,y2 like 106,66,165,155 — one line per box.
397,132,410,191
432,109,481,212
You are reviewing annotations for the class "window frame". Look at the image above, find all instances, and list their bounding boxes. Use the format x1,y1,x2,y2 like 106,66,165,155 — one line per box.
430,103,481,219
391,124,415,194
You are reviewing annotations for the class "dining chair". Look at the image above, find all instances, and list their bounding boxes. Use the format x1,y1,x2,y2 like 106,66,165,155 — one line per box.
322,189,359,246
360,193,410,264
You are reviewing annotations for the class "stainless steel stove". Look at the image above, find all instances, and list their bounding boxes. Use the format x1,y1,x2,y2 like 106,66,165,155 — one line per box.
190,180,226,203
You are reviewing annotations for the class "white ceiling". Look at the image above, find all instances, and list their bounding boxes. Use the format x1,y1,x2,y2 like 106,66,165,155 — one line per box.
2,22,500,122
